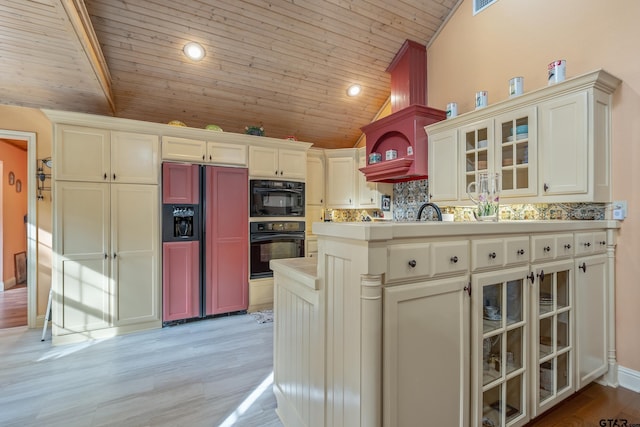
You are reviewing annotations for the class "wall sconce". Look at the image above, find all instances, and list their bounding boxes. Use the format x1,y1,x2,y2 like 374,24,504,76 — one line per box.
37,157,52,201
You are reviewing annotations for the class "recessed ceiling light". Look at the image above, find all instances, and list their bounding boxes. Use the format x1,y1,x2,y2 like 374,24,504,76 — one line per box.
347,84,361,97
183,42,206,61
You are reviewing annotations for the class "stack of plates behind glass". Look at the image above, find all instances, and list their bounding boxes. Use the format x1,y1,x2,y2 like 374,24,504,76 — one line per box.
540,292,553,306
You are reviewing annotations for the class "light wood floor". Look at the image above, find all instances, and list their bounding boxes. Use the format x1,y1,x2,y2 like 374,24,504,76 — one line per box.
2,312,639,427
0,314,282,427
0,284,27,329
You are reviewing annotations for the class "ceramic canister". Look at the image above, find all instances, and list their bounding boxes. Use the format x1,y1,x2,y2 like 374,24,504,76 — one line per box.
475,91,488,109
548,60,566,85
509,77,524,97
446,102,458,119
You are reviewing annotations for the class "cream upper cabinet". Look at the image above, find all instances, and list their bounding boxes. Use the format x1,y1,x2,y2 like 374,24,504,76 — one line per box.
325,149,356,208
55,125,159,184
206,141,247,166
538,92,588,197
427,129,459,202
425,70,620,204
111,132,160,184
307,149,325,205
55,125,111,182
161,136,206,162
249,146,306,180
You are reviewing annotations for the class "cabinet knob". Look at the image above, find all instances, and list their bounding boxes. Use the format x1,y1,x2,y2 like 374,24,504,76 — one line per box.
537,270,545,282
104,173,108,180
320,199,323,203
579,262,587,272
488,252,497,259
543,246,551,252
564,244,572,249
104,253,108,259
517,249,525,255
584,242,591,247
544,183,549,192
526,272,535,284
202,155,205,160
280,171,284,175
113,253,117,259
209,155,212,161
599,240,606,246
408,260,417,268
113,173,116,180
450,256,458,263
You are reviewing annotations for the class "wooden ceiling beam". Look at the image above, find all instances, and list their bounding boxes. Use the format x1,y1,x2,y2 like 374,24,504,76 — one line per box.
61,0,115,114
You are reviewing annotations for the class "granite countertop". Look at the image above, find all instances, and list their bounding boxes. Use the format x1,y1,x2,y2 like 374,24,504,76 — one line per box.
312,220,620,241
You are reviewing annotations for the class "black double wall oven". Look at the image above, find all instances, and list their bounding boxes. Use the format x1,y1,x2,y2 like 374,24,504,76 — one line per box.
249,179,305,279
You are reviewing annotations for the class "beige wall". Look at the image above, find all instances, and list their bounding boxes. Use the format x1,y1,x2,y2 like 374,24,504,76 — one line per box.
0,105,52,316
427,0,640,372
1,141,27,285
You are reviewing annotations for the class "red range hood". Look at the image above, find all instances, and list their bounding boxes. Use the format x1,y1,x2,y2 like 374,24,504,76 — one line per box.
360,40,445,183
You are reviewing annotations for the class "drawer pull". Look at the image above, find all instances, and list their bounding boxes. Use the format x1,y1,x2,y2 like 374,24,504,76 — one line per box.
450,256,458,263
599,240,606,246
517,249,525,255
543,246,551,252
526,272,535,284
488,252,497,259
564,244,572,249
579,262,587,272
408,260,417,268
537,270,545,282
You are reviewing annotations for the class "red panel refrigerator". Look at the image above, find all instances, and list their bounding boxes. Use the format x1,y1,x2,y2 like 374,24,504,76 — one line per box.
162,162,248,322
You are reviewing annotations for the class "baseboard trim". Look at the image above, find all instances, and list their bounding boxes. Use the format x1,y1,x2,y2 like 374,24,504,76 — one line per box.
618,365,640,392
1,277,17,291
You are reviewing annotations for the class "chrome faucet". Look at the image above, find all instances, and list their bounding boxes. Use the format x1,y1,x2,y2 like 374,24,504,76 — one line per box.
417,202,442,221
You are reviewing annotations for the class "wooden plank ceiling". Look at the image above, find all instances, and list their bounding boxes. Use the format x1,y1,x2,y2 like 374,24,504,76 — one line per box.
0,0,459,149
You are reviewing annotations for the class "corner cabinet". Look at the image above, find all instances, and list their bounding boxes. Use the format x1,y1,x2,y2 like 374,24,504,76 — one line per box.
426,69,620,203
325,148,357,208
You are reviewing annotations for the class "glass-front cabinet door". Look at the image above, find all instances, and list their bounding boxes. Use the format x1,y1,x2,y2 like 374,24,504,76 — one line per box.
472,267,530,427
494,107,537,197
531,260,574,417
460,120,493,193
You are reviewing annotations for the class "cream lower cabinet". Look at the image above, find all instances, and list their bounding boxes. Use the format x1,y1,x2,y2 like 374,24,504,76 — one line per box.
530,259,574,417
575,252,608,389
472,267,530,427
54,181,160,341
384,275,470,427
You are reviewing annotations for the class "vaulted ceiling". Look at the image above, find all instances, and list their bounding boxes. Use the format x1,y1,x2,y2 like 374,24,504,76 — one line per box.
1,0,460,149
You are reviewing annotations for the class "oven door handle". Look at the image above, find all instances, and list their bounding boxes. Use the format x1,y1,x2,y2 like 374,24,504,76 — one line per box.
250,233,305,242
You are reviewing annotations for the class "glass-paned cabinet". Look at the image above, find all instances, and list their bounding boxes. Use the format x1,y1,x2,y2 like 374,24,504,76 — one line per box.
461,120,493,191
473,267,529,427
531,260,574,417
494,107,537,197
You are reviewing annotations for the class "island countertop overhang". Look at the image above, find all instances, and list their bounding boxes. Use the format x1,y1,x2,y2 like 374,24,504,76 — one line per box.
312,220,621,242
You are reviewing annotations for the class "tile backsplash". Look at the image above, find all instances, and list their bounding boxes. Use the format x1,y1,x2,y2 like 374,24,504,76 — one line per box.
325,179,607,222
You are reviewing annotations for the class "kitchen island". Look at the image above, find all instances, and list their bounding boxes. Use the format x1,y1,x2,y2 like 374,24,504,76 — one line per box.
270,220,620,427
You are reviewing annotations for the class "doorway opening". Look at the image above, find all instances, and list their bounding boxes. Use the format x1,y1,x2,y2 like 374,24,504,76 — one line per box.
0,130,37,329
